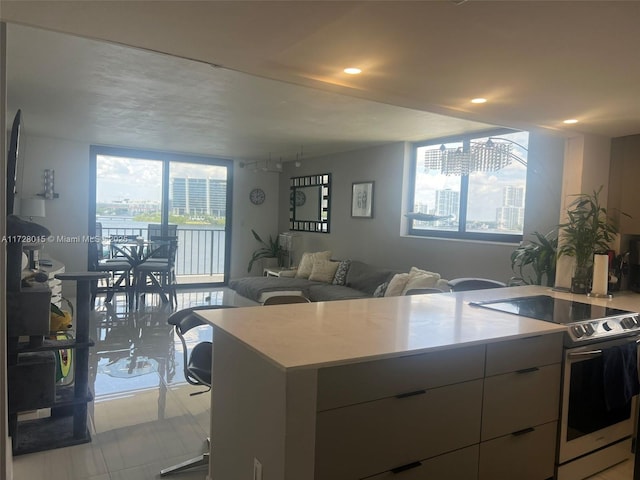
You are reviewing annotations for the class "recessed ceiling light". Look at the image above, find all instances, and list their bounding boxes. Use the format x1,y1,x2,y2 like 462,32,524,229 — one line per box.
563,119,579,124
343,67,362,75
471,98,487,104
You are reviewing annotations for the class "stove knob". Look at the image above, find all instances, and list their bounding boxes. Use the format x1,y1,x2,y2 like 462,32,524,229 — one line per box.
603,322,612,332
631,316,640,328
571,325,585,338
620,318,631,329
584,323,596,336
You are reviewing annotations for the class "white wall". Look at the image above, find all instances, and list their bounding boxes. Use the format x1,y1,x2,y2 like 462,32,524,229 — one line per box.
555,134,613,290
231,163,280,278
277,131,565,283
18,133,280,285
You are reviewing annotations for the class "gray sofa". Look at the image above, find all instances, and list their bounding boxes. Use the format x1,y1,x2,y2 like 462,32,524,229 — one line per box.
229,260,448,304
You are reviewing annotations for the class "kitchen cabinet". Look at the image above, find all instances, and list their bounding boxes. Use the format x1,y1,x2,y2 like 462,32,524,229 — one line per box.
202,286,569,480
480,334,563,480
315,346,485,479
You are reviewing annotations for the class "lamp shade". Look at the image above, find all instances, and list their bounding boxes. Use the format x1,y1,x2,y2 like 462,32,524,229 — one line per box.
19,198,46,218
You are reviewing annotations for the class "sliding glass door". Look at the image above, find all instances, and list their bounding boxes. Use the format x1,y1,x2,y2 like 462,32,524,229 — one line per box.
89,146,233,287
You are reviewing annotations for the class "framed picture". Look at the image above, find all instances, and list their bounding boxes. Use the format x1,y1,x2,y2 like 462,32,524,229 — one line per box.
351,181,374,218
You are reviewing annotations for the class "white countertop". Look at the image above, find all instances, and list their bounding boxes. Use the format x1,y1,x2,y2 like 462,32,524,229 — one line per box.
197,285,640,371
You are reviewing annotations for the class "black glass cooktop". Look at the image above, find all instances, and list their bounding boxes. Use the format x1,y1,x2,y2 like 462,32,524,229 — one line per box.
469,295,634,325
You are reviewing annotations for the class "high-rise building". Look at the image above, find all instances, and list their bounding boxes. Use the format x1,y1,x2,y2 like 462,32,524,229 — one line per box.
496,206,524,231
435,189,459,217
170,178,227,217
503,185,525,208
496,185,525,230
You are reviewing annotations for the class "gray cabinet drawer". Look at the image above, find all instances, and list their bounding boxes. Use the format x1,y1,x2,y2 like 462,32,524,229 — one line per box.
479,421,557,480
317,344,485,410
365,445,479,480
482,363,561,441
485,333,562,376
315,379,483,480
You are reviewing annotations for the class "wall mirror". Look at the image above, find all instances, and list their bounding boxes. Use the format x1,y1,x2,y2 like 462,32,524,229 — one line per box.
289,173,331,233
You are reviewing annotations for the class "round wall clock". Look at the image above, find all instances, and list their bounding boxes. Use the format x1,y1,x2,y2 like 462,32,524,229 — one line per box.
290,189,306,207
249,188,266,205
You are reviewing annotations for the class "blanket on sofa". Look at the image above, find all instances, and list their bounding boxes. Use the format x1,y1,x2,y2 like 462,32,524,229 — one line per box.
229,277,317,302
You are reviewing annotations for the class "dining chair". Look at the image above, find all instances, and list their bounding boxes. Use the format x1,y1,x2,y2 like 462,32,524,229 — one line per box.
147,223,178,241
89,241,135,308
135,237,178,308
262,295,311,305
160,305,235,477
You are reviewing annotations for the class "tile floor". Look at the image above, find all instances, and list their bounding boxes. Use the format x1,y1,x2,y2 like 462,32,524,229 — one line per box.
9,288,638,480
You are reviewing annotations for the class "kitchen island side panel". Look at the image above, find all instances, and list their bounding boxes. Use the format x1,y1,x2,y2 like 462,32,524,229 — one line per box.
211,328,290,480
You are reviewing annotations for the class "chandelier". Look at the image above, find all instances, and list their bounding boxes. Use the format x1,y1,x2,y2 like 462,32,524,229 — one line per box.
424,138,527,176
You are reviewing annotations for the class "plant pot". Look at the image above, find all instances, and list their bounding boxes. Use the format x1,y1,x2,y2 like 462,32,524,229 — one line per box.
261,257,279,269
571,266,591,294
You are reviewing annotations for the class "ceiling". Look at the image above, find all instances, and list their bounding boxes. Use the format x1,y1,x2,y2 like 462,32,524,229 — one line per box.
3,1,640,163
5,23,494,163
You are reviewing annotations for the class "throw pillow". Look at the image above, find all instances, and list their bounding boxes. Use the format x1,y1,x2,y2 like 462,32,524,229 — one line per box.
295,251,332,279
309,260,341,283
384,273,410,297
373,281,390,297
402,267,441,295
345,260,394,295
332,259,352,286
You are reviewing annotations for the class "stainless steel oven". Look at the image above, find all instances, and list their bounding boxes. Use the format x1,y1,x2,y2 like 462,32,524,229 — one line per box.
471,295,640,480
558,336,639,479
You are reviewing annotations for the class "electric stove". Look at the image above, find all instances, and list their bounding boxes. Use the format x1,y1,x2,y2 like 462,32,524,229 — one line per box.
469,295,640,344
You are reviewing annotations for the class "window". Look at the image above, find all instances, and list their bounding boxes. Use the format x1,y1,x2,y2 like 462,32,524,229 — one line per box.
409,129,529,242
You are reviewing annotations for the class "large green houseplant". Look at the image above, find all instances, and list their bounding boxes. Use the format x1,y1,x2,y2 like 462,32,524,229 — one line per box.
511,230,558,287
247,229,284,273
557,187,623,293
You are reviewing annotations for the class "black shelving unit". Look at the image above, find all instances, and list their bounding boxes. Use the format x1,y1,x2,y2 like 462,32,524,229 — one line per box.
8,272,108,455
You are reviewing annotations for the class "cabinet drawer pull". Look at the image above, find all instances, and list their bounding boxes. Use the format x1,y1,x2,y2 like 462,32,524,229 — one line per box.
511,427,535,436
391,461,422,474
516,367,539,374
395,389,426,399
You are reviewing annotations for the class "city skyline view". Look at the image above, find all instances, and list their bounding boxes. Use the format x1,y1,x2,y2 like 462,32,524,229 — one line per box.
413,131,528,233
96,155,228,203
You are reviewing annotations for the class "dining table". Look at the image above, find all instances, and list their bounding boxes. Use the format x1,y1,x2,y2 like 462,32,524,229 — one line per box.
109,236,177,306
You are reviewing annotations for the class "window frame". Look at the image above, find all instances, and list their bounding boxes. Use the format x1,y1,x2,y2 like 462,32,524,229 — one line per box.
408,128,526,243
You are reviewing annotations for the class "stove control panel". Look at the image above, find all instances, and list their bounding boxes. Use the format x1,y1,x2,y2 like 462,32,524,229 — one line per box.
567,314,640,343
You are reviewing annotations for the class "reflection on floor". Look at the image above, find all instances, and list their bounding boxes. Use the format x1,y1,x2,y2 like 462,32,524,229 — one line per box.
12,288,237,480
10,288,636,480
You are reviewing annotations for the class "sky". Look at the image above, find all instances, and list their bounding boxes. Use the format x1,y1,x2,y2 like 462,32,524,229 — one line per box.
96,155,228,203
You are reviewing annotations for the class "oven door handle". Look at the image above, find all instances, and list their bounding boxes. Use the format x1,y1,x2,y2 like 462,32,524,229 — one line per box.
568,350,602,358
568,337,640,358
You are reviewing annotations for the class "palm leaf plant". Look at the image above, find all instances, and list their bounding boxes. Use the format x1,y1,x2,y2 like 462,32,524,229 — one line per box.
511,230,558,287
247,229,284,273
557,186,626,292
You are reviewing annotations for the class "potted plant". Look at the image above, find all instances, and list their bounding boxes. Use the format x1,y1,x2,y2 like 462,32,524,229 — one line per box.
557,187,624,293
247,229,284,273
510,230,558,287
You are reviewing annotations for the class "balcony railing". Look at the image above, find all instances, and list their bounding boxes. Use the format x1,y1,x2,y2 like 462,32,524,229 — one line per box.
101,226,225,281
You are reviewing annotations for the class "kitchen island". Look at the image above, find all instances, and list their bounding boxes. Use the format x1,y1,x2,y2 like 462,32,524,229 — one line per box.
196,285,638,480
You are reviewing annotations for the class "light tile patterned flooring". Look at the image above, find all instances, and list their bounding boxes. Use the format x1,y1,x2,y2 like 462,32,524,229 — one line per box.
10,288,638,479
